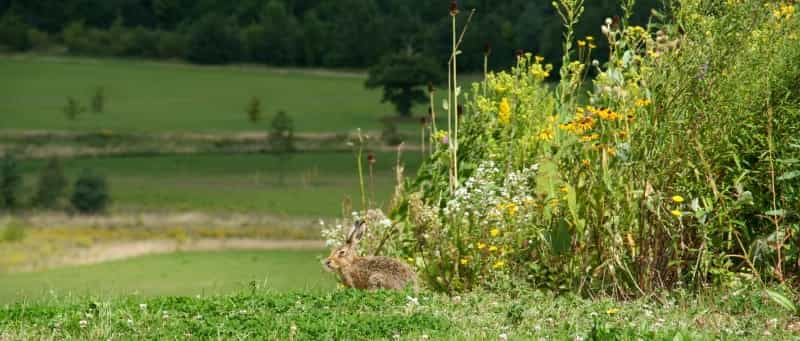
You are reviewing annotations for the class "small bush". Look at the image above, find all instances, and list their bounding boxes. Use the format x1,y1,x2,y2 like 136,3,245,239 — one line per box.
91,86,106,114
32,158,68,209
246,97,261,124
62,97,85,121
70,169,110,214
0,154,23,210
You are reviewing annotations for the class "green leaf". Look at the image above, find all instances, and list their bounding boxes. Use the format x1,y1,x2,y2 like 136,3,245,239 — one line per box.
777,170,800,181
765,209,786,217
765,289,797,313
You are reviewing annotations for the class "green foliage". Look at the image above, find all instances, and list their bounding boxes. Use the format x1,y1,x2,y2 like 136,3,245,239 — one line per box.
387,0,800,295
0,13,31,51
380,119,403,146
185,14,241,64
91,86,106,114
0,286,796,339
70,169,110,214
0,153,23,210
245,96,261,124
32,158,68,209
366,53,445,116
62,96,85,121
1,0,661,70
269,110,296,155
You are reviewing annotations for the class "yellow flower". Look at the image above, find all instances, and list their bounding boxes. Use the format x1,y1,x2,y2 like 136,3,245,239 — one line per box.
537,128,554,141
560,186,569,194
490,228,500,237
577,40,587,47
477,243,486,250
535,55,544,63
506,203,518,216
635,98,652,108
672,195,685,203
586,36,594,41
606,308,619,315
493,261,505,269
488,246,498,252
671,210,682,217
589,43,597,49
581,159,591,167
407,257,414,263
498,98,511,125
460,258,469,265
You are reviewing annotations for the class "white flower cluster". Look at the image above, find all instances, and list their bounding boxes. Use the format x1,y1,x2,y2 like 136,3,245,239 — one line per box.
319,209,393,254
443,161,539,229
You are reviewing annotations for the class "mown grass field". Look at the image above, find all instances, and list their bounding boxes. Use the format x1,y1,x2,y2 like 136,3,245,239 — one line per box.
0,250,335,304
0,56,425,133
16,151,422,217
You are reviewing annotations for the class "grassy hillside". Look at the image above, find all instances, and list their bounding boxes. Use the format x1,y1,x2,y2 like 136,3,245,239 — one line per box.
0,56,406,133
1,287,794,339
0,250,335,304
17,151,422,216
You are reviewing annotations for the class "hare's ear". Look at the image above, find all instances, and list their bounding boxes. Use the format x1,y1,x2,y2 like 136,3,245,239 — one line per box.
346,219,366,245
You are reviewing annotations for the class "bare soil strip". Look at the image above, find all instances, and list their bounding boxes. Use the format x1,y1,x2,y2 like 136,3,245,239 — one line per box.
16,239,326,273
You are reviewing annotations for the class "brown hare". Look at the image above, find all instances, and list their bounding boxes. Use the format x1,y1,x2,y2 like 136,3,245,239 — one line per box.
323,220,417,291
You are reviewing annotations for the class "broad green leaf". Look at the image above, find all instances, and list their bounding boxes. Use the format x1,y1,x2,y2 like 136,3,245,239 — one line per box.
765,289,797,313
765,209,786,217
777,170,800,181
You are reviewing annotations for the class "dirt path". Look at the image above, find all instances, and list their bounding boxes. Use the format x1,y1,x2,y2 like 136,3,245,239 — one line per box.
17,239,326,273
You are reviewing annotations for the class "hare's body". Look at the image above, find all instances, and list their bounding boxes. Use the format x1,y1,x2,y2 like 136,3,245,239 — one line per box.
324,220,417,291
337,256,416,290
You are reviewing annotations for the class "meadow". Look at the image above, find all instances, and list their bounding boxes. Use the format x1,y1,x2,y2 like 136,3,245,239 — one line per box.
0,56,410,133
0,250,335,304
15,151,422,217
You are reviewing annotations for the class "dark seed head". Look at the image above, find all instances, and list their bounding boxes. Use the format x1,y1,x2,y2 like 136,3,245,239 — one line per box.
367,153,376,164
449,0,459,16
483,42,492,55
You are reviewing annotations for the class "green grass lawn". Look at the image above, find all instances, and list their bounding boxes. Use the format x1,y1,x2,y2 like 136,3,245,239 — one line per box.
0,56,418,133
17,151,423,217
0,250,335,304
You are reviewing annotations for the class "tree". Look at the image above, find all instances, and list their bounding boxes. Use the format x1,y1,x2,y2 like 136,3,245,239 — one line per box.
185,14,241,64
0,154,22,210
32,158,68,209
365,52,445,116
63,96,85,121
269,110,296,184
245,96,261,124
70,169,110,214
0,13,31,51
91,86,105,114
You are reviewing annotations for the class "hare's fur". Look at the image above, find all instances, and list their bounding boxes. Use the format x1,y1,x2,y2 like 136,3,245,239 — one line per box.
324,221,417,290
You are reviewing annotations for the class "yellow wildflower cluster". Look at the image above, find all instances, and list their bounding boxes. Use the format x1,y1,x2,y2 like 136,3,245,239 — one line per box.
530,62,554,80
498,98,512,125
490,228,500,237
579,133,600,142
497,202,518,216
537,127,554,141
559,107,597,135
774,3,795,19
586,106,622,121
634,98,652,107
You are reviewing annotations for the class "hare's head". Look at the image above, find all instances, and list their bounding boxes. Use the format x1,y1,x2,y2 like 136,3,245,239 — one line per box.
323,220,365,272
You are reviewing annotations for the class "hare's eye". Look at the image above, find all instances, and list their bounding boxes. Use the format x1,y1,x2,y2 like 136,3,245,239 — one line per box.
338,250,346,256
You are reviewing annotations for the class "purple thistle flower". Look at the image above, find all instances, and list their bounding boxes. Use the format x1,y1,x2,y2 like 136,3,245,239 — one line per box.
441,136,449,145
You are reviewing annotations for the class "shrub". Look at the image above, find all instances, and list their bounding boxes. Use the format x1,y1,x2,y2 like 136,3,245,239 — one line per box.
0,154,23,210
246,97,261,124
62,96,85,121
91,86,106,114
376,0,800,295
0,14,31,51
70,169,110,214
27,28,50,51
32,158,68,209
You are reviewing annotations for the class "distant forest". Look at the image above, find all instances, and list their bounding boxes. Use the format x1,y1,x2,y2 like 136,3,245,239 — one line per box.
0,0,662,70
